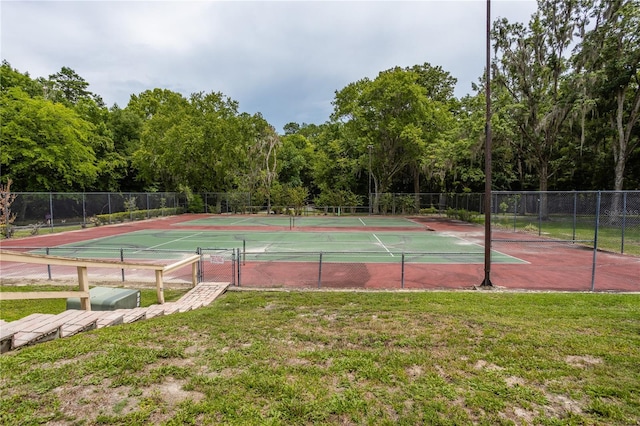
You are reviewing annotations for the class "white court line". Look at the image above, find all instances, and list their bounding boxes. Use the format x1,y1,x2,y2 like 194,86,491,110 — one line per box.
372,233,394,257
230,217,254,225
359,218,366,226
136,232,204,253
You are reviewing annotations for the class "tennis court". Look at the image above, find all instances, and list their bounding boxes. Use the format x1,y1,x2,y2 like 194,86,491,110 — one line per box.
175,215,425,229
21,228,524,264
1,214,637,291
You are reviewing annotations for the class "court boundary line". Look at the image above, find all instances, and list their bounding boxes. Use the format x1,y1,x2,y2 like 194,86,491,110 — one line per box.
140,232,205,254
372,233,394,257
447,234,529,264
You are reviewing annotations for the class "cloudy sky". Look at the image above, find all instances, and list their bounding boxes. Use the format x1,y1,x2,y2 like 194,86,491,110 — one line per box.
1,0,537,132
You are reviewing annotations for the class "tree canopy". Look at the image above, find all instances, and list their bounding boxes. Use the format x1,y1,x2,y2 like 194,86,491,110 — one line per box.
1,0,639,206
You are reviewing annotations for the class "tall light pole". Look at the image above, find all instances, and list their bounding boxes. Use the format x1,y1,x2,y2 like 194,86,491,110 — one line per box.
481,0,493,287
368,144,373,215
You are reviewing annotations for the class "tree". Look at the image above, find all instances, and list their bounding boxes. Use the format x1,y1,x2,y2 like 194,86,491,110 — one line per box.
41,66,102,106
109,105,144,191
0,179,17,238
332,67,449,213
575,0,640,194
0,60,43,97
253,124,281,213
128,89,192,190
493,0,583,215
0,87,98,191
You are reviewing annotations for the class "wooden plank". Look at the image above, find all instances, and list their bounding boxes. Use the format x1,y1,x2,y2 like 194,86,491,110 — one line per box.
77,266,90,311
155,270,165,304
163,255,201,273
0,291,89,301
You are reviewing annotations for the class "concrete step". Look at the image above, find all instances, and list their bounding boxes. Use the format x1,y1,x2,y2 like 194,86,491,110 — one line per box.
1,282,230,353
95,311,125,328
7,314,62,350
144,305,165,319
53,310,99,337
115,307,147,324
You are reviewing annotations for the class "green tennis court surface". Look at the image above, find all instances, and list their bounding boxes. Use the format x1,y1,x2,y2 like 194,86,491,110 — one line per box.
35,230,525,264
175,216,424,228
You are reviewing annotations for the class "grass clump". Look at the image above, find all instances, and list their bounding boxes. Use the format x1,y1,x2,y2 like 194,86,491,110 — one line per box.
1,291,639,425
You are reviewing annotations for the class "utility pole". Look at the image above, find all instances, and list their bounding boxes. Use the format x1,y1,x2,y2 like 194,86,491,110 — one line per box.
481,0,493,287
368,144,373,215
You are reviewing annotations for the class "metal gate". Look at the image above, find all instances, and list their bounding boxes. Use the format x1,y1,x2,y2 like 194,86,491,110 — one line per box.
198,248,238,285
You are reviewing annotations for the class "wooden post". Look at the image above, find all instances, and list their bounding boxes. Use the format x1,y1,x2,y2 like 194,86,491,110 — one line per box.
77,266,91,311
155,269,165,304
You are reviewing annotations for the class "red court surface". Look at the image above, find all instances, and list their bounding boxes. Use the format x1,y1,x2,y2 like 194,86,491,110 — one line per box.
1,215,638,292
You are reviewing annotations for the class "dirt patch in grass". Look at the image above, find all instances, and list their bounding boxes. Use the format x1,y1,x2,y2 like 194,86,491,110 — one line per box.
565,355,603,367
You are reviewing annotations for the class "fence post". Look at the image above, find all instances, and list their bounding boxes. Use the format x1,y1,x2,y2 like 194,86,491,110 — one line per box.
231,249,236,286
237,248,242,287
119,248,125,281
513,194,518,232
401,253,405,289
108,193,112,224
46,247,52,280
538,193,542,237
49,192,54,233
318,252,323,289
621,192,626,254
573,191,577,243
591,191,601,292
196,247,202,283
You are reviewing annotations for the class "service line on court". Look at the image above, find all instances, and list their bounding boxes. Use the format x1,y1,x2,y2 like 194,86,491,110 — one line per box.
230,217,255,225
359,218,366,226
137,232,205,253
372,233,394,257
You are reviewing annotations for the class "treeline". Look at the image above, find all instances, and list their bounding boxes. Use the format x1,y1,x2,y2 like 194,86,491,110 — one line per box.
1,0,638,212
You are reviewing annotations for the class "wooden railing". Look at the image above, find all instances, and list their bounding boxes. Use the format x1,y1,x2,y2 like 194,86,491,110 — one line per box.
0,250,200,309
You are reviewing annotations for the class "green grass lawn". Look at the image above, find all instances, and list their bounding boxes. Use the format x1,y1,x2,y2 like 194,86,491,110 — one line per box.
1,290,639,425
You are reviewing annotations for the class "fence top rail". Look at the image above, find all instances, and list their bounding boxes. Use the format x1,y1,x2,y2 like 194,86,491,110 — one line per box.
0,250,163,270
0,250,201,274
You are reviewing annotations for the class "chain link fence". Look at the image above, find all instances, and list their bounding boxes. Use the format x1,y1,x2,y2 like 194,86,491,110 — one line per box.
7,192,185,230
491,191,640,255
